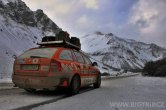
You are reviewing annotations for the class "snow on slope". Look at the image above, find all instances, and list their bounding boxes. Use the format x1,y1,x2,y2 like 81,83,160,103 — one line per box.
1,0,17,4
0,0,165,78
0,15,42,79
0,0,61,79
81,31,166,71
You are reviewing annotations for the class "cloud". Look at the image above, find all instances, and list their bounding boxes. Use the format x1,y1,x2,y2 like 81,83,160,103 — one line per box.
81,0,99,10
128,0,166,47
22,0,82,34
77,15,88,25
22,0,166,48
23,0,77,16
22,0,100,33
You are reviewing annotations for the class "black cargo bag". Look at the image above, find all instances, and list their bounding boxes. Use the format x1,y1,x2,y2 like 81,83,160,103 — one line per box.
70,37,81,48
41,31,70,42
42,36,57,42
56,31,70,42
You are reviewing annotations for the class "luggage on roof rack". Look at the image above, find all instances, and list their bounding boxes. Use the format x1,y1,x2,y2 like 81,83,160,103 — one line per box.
37,40,81,51
42,36,57,42
57,31,70,42
42,31,70,42
39,31,81,50
70,37,81,48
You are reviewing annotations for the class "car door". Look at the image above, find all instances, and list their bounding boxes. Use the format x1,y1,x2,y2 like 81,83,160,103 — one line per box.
72,51,90,86
81,53,97,84
58,49,74,75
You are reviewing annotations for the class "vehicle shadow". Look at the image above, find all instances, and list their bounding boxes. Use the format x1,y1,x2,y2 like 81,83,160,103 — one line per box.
21,86,96,97
12,86,97,110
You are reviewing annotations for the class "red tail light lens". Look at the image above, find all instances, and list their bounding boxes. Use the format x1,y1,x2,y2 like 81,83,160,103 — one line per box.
50,60,62,72
13,61,16,75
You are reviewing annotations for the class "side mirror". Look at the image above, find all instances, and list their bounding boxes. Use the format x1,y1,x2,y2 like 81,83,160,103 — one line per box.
92,62,98,66
12,55,17,59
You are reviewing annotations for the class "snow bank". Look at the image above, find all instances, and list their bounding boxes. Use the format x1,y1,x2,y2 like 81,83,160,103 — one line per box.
0,78,12,83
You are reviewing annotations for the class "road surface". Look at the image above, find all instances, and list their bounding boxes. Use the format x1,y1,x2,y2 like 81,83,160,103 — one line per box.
0,75,166,110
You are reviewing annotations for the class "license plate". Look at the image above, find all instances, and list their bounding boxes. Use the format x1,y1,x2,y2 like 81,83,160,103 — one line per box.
21,65,39,70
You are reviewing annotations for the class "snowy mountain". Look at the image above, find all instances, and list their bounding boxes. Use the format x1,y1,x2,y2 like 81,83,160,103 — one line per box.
1,0,166,79
0,0,61,79
81,31,166,72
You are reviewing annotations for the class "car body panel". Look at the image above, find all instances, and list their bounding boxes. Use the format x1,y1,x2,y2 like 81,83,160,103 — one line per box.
12,47,100,90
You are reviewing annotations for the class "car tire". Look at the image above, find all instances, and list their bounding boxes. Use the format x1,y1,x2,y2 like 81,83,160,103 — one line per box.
93,74,101,88
24,88,36,93
68,75,80,95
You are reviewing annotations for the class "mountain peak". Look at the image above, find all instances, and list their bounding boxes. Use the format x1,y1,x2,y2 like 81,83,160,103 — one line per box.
81,31,166,71
107,33,114,36
94,31,104,35
35,9,44,14
0,0,60,33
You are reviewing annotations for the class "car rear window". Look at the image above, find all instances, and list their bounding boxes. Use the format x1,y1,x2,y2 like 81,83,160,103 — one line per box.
18,48,57,58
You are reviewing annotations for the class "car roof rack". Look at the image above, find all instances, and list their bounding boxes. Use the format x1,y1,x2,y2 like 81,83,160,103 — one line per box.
37,40,81,51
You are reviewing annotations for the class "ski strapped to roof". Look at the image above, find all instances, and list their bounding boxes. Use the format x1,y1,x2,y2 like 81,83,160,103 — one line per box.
37,40,81,51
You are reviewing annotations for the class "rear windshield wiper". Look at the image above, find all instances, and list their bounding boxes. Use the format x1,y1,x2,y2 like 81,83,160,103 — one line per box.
30,56,46,58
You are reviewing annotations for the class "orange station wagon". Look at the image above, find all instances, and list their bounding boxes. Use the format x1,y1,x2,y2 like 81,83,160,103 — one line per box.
12,41,101,94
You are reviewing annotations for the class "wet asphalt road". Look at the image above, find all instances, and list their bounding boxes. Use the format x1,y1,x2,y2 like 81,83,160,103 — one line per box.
0,75,166,110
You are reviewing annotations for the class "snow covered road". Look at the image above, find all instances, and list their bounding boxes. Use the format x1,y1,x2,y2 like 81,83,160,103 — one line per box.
0,75,166,110
0,88,66,110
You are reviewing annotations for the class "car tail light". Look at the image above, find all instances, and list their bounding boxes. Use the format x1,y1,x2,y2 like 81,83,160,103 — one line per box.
15,65,20,70
13,61,16,74
50,60,62,72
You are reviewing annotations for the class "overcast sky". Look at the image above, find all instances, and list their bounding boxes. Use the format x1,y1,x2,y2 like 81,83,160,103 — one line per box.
23,0,166,48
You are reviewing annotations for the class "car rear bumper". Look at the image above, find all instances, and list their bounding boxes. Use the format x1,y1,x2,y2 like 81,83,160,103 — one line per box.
12,74,69,90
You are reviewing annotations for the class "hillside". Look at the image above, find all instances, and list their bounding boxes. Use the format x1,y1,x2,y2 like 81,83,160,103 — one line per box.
1,0,166,78
0,0,61,79
81,31,166,72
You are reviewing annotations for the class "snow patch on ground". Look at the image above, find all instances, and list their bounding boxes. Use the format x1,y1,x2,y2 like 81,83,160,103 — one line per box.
0,78,12,83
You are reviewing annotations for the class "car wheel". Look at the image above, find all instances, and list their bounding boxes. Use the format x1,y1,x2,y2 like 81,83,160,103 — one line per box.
68,75,80,95
93,74,101,88
24,88,36,93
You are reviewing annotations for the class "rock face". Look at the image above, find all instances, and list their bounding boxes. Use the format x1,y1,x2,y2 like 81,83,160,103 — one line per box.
0,0,61,79
81,32,166,71
0,0,60,33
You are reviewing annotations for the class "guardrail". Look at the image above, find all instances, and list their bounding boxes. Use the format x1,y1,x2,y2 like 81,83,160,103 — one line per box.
101,73,140,80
